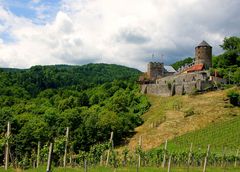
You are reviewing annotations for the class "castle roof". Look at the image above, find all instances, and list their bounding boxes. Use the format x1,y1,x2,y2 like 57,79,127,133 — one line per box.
164,66,176,73
197,40,212,47
186,64,204,73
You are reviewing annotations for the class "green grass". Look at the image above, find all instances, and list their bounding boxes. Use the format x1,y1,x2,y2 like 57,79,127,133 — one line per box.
165,116,240,154
126,88,240,150
1,166,240,172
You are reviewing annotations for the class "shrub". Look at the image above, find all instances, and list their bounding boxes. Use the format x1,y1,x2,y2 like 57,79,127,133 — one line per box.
227,90,239,106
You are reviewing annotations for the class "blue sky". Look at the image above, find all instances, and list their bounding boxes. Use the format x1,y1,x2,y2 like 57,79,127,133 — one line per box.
2,0,60,23
0,0,239,70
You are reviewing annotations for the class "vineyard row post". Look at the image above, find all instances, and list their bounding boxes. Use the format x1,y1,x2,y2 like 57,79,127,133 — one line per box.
202,144,210,172
221,146,226,167
4,121,11,171
63,127,69,168
167,154,172,172
235,149,239,167
106,131,114,166
138,135,142,168
187,142,193,172
46,142,54,172
37,141,40,168
162,139,168,168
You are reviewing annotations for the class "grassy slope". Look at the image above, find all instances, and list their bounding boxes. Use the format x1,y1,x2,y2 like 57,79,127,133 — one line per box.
125,88,240,151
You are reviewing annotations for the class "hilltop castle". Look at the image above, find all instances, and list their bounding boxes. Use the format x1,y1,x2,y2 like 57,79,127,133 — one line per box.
139,41,226,96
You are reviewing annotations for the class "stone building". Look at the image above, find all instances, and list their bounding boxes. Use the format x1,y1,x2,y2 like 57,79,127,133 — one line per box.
139,40,224,96
138,62,176,84
147,62,164,80
195,40,212,69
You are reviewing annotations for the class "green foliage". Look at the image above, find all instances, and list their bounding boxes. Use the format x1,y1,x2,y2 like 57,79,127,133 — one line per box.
171,57,193,70
227,89,240,106
220,36,240,51
0,64,149,166
212,36,240,84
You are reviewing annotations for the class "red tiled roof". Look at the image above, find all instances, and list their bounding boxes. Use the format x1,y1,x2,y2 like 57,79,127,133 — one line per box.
186,64,204,72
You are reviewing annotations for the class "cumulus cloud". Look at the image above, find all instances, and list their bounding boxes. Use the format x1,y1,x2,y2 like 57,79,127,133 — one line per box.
0,0,239,70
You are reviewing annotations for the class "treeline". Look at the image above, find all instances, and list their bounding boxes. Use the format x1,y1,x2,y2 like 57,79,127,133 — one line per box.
0,64,150,167
211,36,240,83
0,63,140,96
171,57,193,70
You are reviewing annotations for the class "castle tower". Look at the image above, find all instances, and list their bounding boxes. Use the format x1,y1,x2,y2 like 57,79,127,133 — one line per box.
147,62,164,79
195,40,212,69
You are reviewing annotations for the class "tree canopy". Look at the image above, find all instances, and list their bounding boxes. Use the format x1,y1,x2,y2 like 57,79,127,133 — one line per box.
211,36,240,83
0,63,150,167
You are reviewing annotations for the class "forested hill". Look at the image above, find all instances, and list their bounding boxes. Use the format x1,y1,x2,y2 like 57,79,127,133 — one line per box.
0,63,141,96
0,63,150,167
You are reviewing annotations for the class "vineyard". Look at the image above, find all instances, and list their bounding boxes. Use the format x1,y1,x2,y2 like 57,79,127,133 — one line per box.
168,116,240,153
1,119,240,172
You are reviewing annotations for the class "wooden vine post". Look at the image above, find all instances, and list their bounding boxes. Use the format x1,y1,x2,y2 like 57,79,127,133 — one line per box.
138,136,142,168
106,132,114,166
63,127,69,168
167,154,172,172
235,149,239,167
37,141,40,168
46,142,54,172
162,140,168,168
221,146,226,167
84,159,87,172
4,122,11,171
187,143,193,171
203,144,210,172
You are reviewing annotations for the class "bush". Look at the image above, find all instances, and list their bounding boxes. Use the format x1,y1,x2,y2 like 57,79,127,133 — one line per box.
227,90,239,106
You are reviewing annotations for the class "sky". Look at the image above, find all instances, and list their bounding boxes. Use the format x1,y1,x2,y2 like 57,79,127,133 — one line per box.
0,0,239,71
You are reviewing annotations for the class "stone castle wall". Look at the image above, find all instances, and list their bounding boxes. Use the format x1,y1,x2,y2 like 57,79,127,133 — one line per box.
141,72,213,96
141,84,171,96
141,80,212,96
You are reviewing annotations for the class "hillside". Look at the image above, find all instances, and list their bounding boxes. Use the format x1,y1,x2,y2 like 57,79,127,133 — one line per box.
0,63,150,167
126,88,240,151
0,63,141,96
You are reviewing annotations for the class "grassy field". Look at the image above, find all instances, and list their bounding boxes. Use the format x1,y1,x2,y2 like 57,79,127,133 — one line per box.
126,88,240,151
1,166,240,172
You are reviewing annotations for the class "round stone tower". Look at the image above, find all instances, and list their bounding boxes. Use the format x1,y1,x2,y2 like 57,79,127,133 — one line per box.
195,40,212,69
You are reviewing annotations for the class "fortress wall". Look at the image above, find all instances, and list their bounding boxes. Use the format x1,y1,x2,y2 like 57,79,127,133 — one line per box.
201,81,213,90
141,80,213,97
156,72,208,85
183,82,197,93
175,84,184,95
143,84,171,96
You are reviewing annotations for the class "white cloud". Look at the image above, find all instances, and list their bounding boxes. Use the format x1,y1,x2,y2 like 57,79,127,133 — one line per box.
0,0,239,70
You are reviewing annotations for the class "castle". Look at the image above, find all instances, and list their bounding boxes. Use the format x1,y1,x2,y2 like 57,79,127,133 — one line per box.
139,41,226,96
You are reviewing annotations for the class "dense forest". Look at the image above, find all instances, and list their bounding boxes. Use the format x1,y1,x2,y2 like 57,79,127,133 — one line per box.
0,64,150,167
